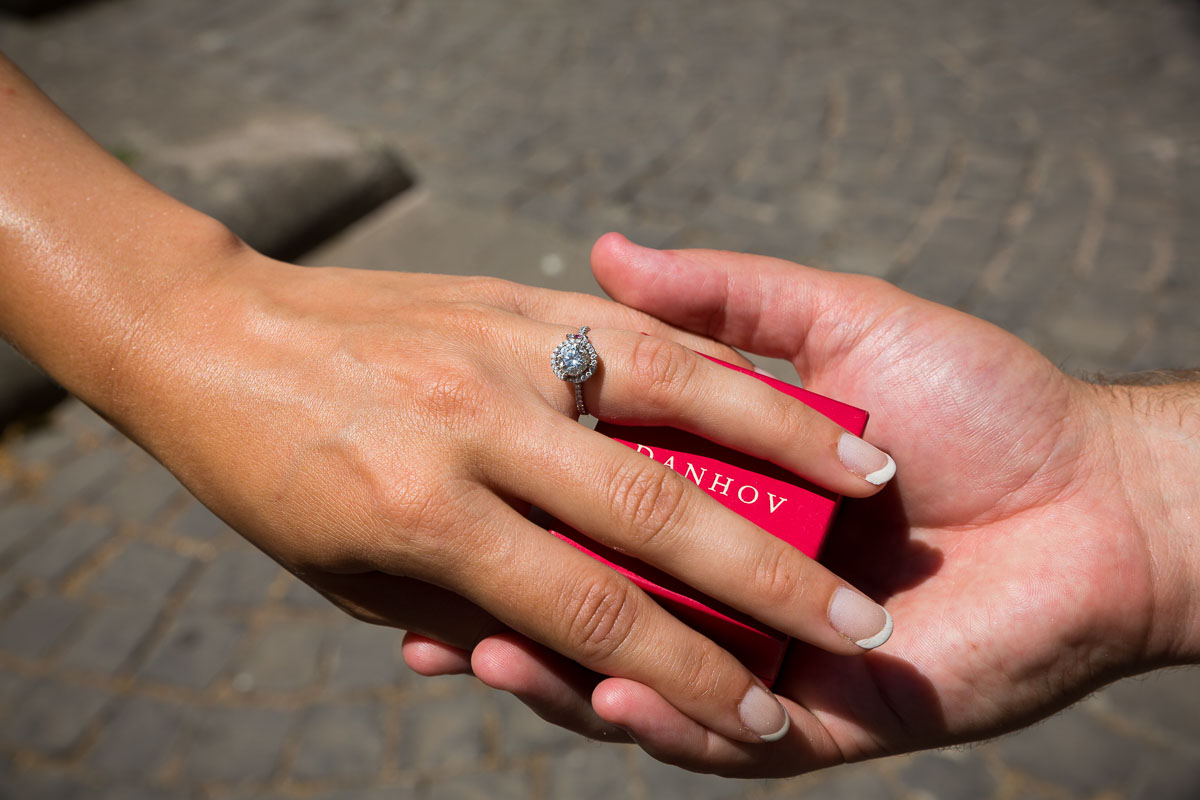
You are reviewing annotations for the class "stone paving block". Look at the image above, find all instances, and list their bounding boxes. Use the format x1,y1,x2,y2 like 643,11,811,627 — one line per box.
6,423,77,467
232,618,329,693
990,706,1146,795
0,501,58,561
0,667,22,707
178,705,294,783
547,745,634,800
58,599,162,675
8,518,114,582
634,748,754,800
1043,294,1134,368
138,613,245,689
327,620,405,691
92,462,181,524
182,546,279,611
53,400,116,440
0,594,87,658
169,500,232,541
493,690,585,759
40,447,126,504
283,575,335,610
0,769,96,800
86,695,181,778
290,701,385,782
1127,745,1200,800
1097,668,1200,748
0,678,111,754
774,765,897,800
425,769,534,800
895,749,999,799
394,691,487,773
896,216,1001,308
85,541,194,603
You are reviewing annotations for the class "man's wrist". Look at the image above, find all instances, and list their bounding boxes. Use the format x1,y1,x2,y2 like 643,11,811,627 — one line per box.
1099,378,1200,667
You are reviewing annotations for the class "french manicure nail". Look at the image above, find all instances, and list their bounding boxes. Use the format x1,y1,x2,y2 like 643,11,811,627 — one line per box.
829,587,894,649
739,685,791,742
838,432,896,485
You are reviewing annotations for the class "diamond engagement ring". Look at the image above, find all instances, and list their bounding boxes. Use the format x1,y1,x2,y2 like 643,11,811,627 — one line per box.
551,326,598,416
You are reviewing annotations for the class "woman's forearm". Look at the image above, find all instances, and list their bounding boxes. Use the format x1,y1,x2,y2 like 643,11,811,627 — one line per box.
0,54,240,416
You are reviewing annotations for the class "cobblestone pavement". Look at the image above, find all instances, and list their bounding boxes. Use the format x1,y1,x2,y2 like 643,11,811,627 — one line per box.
2,0,1200,798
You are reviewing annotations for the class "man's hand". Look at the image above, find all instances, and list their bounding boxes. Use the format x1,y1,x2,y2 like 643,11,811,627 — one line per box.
409,233,1200,776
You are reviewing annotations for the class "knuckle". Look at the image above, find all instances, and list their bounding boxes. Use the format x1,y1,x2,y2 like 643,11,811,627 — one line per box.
374,478,498,573
562,572,640,664
751,544,807,608
771,393,819,450
672,640,730,705
607,459,691,549
628,336,697,409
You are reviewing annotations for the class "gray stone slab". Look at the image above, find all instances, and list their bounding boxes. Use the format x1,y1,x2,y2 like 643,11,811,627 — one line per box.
40,447,126,504
93,463,181,525
300,192,599,299
283,576,335,611
86,695,181,778
6,422,77,467
0,678,111,754
85,541,194,603
8,518,114,582
232,618,329,693
393,689,489,773
58,599,163,676
781,765,897,800
178,705,294,783
0,502,59,561
169,500,231,541
425,769,535,800
547,745,633,800
493,690,586,759
182,547,278,611
290,701,385,782
634,748,755,800
1098,668,1200,748
895,750,999,800
138,115,412,262
138,613,245,689
0,594,87,658
52,401,116,440
327,620,406,691
1127,745,1200,800
992,706,1146,795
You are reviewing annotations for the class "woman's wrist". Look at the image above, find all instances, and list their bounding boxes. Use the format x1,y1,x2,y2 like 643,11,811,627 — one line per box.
0,54,252,422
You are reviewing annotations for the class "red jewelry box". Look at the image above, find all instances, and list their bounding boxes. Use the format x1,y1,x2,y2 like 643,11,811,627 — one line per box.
543,357,868,685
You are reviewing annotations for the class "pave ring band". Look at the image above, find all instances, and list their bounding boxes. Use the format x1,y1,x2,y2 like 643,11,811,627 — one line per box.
551,326,598,416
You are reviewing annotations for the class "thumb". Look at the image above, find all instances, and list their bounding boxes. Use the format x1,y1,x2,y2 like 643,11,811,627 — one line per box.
590,232,907,367
590,232,896,364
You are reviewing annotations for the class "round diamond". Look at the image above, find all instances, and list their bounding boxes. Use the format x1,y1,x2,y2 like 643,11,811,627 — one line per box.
560,346,587,378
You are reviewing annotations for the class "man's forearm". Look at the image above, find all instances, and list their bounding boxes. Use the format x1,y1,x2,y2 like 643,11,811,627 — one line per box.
0,54,241,416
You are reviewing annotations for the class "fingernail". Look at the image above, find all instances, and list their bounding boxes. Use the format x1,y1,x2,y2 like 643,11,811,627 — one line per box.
753,365,778,379
739,685,791,742
838,432,896,485
829,587,894,649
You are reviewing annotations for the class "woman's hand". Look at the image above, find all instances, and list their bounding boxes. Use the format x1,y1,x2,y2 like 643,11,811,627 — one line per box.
414,234,1200,775
103,250,900,745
